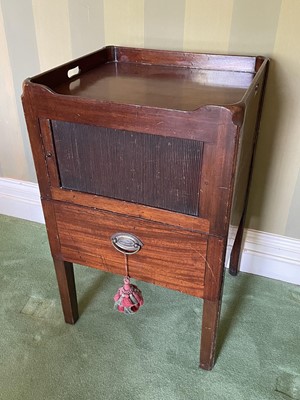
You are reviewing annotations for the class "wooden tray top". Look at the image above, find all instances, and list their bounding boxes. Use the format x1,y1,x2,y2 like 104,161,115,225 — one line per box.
30,47,260,111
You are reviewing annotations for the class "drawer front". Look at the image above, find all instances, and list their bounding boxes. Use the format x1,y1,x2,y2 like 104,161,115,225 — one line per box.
54,202,207,297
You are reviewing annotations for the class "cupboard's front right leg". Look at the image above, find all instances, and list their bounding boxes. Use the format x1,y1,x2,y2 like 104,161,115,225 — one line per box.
200,236,226,370
200,299,222,370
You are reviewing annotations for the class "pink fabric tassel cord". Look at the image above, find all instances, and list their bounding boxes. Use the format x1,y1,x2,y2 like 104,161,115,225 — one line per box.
113,253,144,314
114,276,144,315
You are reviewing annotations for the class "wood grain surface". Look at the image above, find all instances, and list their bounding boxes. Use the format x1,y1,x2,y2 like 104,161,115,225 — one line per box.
51,188,210,233
54,201,207,297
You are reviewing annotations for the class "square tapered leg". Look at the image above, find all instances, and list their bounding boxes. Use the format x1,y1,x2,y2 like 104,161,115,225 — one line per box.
53,259,79,324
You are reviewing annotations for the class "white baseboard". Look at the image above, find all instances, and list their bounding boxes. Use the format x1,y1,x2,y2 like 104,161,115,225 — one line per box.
0,178,44,224
226,228,300,285
0,178,299,286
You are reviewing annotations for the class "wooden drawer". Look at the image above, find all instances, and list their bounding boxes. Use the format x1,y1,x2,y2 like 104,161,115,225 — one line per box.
54,202,207,297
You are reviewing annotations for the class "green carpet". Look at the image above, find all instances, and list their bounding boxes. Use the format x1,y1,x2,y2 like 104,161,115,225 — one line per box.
0,214,300,400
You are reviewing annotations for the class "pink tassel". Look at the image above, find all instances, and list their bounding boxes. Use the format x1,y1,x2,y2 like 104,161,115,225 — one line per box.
114,277,144,315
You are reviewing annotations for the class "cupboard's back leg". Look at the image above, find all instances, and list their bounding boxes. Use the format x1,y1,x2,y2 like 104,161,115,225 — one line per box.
229,213,246,276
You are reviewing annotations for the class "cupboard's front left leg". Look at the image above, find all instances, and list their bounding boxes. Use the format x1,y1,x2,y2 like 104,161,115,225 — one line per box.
53,259,79,324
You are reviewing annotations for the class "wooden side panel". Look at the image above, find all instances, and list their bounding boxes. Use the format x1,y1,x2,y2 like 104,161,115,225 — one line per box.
52,120,203,216
199,108,239,237
54,202,207,297
230,64,269,228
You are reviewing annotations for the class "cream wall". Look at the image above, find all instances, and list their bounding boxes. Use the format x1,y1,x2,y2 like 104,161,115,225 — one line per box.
0,0,300,239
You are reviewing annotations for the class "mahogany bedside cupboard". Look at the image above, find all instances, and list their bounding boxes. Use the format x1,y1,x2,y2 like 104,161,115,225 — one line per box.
22,46,269,370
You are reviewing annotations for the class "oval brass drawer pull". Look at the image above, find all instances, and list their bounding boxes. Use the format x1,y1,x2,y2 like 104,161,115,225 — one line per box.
111,232,143,255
